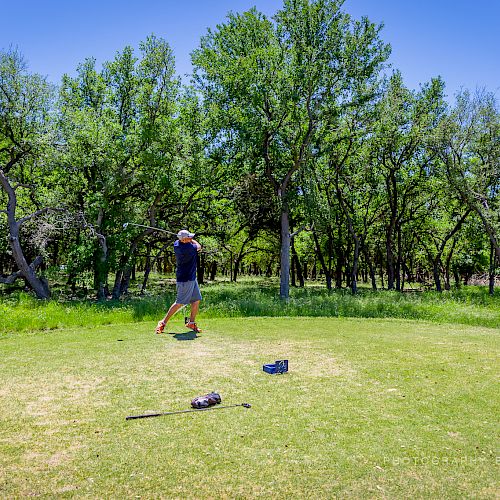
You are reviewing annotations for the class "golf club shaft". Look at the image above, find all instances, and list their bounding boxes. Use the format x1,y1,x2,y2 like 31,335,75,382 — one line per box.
124,223,177,236
126,403,250,420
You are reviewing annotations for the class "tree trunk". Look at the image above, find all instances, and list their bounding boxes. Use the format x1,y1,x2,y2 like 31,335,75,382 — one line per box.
198,253,205,284
444,238,457,291
378,246,385,288
396,225,402,291
210,261,217,281
433,257,442,292
229,251,234,282
386,229,395,290
431,209,470,293
469,200,500,261
334,256,342,288
142,243,169,294
232,256,241,282
265,260,273,277
0,169,50,299
112,270,123,299
489,243,496,296
386,170,397,290
334,222,343,288
336,180,360,294
291,237,304,287
312,231,332,290
94,242,108,300
363,248,377,290
7,243,49,299
141,245,152,294
351,235,360,294
279,206,291,299
120,267,133,295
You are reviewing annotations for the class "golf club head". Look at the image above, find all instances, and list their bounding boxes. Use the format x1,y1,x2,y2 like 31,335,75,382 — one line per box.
122,223,129,229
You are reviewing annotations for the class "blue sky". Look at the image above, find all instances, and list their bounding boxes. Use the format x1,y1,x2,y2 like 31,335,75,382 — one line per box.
2,0,499,101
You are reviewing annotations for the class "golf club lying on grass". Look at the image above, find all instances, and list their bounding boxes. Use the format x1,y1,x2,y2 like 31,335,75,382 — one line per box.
126,403,251,420
122,222,178,236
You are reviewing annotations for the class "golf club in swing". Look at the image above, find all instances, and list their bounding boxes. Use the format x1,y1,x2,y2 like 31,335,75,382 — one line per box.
126,403,251,420
122,222,178,236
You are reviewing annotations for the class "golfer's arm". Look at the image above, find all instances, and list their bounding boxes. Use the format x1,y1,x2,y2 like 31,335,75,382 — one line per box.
191,239,202,252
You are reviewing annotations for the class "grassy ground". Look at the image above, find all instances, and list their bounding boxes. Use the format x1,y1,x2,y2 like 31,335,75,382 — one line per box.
0,317,498,498
1,279,499,333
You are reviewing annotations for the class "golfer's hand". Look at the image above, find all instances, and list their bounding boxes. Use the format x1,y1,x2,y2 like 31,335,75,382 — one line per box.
192,239,202,252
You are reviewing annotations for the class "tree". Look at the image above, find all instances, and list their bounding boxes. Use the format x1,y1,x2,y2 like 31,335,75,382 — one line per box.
309,92,387,293
436,90,500,263
0,48,55,298
192,0,389,298
370,72,446,290
57,35,180,298
417,183,472,291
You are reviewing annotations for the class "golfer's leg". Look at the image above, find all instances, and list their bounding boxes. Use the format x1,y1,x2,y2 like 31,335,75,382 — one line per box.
188,281,202,323
162,302,184,323
189,300,200,323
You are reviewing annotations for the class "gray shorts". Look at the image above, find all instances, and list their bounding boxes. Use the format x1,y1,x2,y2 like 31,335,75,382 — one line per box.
176,280,202,305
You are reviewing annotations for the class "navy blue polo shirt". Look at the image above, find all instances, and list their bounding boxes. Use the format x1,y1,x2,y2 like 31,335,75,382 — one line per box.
174,240,198,282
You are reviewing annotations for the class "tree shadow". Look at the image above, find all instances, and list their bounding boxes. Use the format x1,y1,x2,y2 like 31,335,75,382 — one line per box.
170,331,199,341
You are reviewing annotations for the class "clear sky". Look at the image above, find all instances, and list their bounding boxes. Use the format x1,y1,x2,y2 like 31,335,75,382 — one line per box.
2,0,499,101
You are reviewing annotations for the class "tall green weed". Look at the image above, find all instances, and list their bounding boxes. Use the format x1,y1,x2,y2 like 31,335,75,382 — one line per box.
0,281,498,334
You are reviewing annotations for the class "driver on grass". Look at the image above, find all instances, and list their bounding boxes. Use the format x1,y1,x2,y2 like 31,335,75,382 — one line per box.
156,229,203,334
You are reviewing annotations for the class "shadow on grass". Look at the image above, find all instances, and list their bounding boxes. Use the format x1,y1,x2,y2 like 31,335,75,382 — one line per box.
171,331,199,341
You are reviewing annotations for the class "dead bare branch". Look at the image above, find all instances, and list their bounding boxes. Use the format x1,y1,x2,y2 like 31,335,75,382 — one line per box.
18,207,65,226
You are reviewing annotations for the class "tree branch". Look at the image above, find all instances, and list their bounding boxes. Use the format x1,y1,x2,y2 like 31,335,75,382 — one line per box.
18,207,65,227
0,256,44,285
13,182,35,191
290,222,314,239
0,270,23,285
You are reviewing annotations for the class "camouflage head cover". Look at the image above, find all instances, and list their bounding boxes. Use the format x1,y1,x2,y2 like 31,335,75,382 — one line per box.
191,392,222,409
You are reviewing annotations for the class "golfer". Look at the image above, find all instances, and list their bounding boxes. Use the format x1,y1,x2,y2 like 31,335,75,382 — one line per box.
156,229,203,334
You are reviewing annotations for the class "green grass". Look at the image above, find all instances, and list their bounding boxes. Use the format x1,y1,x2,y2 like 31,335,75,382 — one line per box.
1,279,499,334
0,317,498,497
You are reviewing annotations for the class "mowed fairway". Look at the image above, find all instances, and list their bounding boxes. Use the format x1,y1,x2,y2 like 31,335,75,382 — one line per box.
0,318,498,498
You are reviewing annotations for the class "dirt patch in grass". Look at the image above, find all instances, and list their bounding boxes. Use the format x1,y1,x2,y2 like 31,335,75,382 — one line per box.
158,336,357,383
56,484,79,494
20,376,106,418
298,352,352,378
47,445,82,467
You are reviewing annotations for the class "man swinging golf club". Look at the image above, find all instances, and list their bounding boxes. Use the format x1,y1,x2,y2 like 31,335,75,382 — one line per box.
156,229,203,334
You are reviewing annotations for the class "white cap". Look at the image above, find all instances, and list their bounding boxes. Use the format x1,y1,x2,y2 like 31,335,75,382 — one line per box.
177,229,195,239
